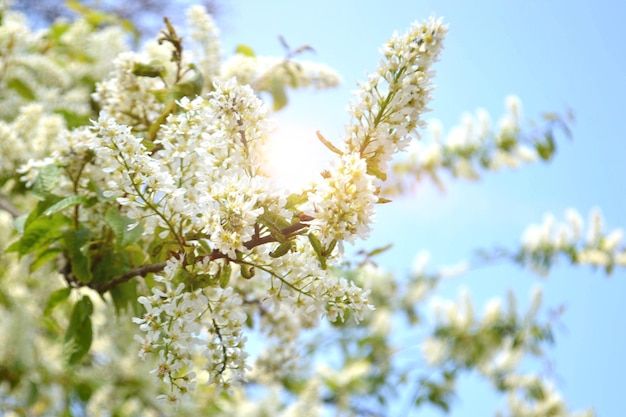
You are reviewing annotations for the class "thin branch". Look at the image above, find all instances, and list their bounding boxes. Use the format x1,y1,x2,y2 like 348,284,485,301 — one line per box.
0,195,20,218
82,219,311,294
243,221,308,249
92,262,167,293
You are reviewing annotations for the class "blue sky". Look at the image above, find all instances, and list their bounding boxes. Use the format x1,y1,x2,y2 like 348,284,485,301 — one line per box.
214,1,626,415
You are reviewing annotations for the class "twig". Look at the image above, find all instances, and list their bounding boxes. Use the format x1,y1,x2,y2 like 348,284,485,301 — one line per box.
0,195,20,218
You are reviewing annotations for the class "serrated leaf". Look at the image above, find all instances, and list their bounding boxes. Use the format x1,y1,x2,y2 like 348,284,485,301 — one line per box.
110,280,138,315
44,288,72,316
105,207,144,251
90,247,129,284
31,246,63,272
235,44,255,57
63,229,91,283
31,164,61,200
270,76,288,111
7,214,69,257
43,195,87,216
63,296,93,365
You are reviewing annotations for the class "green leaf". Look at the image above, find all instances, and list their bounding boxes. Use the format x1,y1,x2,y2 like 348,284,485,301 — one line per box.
258,211,291,242
31,246,63,272
240,264,255,279
270,241,292,258
219,262,232,288
90,247,129,284
324,239,337,257
7,78,35,101
536,131,556,161
63,229,92,283
285,192,308,209
6,214,69,257
49,22,71,42
366,160,387,181
316,131,343,156
132,60,166,78
367,243,393,258
63,296,93,365
105,207,144,251
109,280,138,315
44,288,72,316
31,164,61,200
308,233,326,269
43,195,87,216
235,44,255,57
53,109,91,129
170,64,204,99
270,76,288,111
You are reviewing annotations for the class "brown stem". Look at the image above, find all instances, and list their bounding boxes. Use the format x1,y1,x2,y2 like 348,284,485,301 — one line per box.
0,196,20,218
243,221,308,249
86,220,310,294
92,262,167,293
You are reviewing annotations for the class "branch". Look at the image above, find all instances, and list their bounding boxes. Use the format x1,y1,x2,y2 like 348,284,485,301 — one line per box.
0,195,20,218
243,221,309,249
85,220,311,294
92,262,167,293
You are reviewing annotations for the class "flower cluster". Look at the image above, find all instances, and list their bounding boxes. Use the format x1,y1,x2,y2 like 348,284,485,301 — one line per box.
186,5,222,84
0,8,127,121
221,55,341,93
7,8,446,406
344,17,448,176
384,96,572,195
133,257,249,405
303,152,378,247
520,208,626,275
422,288,594,417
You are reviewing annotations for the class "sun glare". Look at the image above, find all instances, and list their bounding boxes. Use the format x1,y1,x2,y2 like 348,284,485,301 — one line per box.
264,124,334,191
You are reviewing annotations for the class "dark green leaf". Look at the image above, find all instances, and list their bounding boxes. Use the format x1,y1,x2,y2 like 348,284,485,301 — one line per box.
105,207,144,251
63,229,92,283
90,248,129,284
6,214,69,256
132,61,166,78
31,164,61,200
44,288,72,316
31,246,63,272
43,195,87,216
110,280,138,315
63,296,93,365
